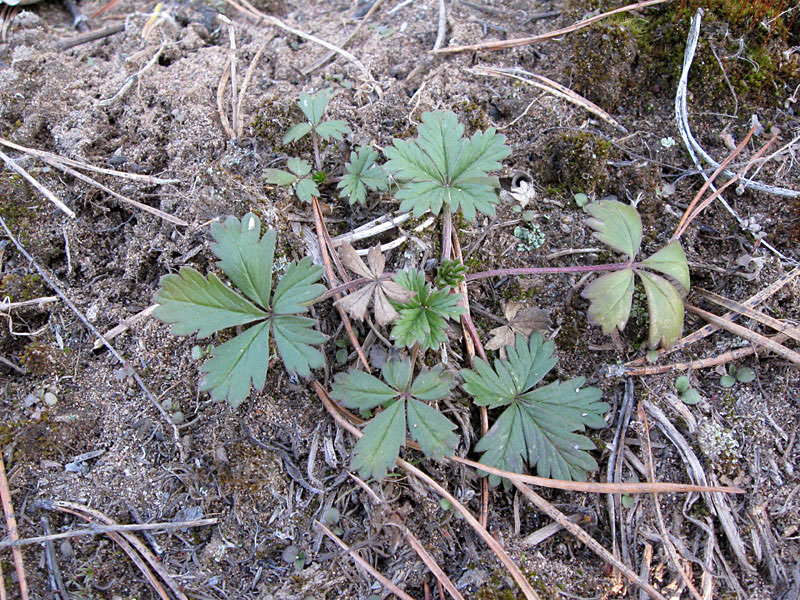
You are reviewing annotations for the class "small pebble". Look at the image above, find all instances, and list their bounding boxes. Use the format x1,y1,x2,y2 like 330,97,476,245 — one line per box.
43,392,58,406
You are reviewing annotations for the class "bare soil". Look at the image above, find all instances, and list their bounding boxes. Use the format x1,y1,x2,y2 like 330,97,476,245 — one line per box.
1,1,799,599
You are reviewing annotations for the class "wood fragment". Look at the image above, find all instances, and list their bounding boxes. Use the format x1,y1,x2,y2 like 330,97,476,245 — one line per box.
471,66,626,132
92,304,157,350
57,22,125,50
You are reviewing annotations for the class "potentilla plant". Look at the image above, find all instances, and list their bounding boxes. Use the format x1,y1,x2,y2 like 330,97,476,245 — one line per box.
153,92,691,485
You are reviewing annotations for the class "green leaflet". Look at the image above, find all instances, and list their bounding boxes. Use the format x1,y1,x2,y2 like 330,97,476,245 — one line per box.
390,269,465,350
462,333,607,486
210,214,275,308
298,90,333,126
153,213,327,407
581,269,635,335
585,200,642,261
200,321,271,407
337,146,389,206
315,120,350,142
384,111,510,221
283,122,313,144
351,399,406,481
154,268,267,337
581,199,691,349
638,271,685,349
330,358,458,480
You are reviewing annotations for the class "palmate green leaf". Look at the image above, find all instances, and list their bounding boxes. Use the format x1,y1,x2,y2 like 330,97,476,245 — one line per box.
154,268,267,337
352,399,406,481
385,111,509,221
154,218,328,407
199,321,270,408
461,333,557,408
391,269,465,349
637,271,684,349
585,200,642,261
462,334,606,485
337,146,389,205
210,214,274,308
332,358,458,480
581,269,635,335
315,120,350,141
272,315,327,377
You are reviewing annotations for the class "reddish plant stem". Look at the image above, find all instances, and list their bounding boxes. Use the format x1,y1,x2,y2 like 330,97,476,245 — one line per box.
466,260,635,282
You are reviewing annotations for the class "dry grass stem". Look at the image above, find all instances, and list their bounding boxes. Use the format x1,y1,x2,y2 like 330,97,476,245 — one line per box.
36,153,188,226
639,404,704,600
0,149,75,218
237,37,272,136
217,57,235,139
50,500,189,600
685,303,800,365
316,521,417,600
696,289,800,342
226,0,380,94
0,137,180,185
302,0,387,75
471,66,626,132
97,42,165,107
513,481,668,600
433,0,668,54
0,457,28,600
0,518,217,550
0,296,58,310
642,401,755,576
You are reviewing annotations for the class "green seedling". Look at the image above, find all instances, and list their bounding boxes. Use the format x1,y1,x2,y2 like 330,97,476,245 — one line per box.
384,110,510,221
263,157,320,204
675,375,701,405
461,333,608,486
283,89,350,144
330,357,459,480
338,145,389,206
720,364,756,388
434,259,466,290
154,213,327,407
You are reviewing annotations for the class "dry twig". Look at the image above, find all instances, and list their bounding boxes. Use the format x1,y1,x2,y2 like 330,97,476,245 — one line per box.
433,0,668,54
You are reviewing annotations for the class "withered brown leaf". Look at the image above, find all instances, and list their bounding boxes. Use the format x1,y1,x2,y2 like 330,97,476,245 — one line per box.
485,301,551,353
337,243,415,325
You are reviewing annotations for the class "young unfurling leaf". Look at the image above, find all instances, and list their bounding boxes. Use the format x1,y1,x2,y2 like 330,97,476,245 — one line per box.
154,213,327,408
390,269,465,350
329,357,458,480
581,199,690,348
461,333,608,487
